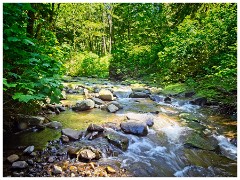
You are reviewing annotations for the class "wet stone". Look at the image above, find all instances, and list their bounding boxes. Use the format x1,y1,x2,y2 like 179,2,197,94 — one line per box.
120,121,148,136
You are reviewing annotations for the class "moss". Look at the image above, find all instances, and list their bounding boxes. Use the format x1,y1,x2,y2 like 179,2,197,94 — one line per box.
18,128,61,150
49,109,125,130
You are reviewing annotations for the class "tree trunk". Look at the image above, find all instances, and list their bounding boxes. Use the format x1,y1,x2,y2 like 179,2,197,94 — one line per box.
26,4,35,38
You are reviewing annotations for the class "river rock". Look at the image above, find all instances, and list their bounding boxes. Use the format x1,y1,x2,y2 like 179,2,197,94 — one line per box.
129,92,149,98
106,166,116,173
72,99,95,111
179,113,200,123
12,161,28,169
107,104,119,113
7,154,19,163
53,165,62,174
91,97,105,105
120,121,148,136
99,89,114,101
61,135,69,143
87,123,104,132
185,133,217,150
17,115,45,126
62,128,83,140
47,121,62,129
23,146,34,154
149,95,163,102
107,101,123,109
104,129,129,151
185,91,195,98
77,146,102,161
190,97,207,106
164,96,171,103
126,113,154,127
55,104,66,112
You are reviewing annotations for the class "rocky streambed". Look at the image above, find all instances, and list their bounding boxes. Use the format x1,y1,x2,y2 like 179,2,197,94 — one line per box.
3,77,237,177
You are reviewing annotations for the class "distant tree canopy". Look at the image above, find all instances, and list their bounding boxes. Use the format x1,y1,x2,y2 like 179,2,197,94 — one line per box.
3,3,237,113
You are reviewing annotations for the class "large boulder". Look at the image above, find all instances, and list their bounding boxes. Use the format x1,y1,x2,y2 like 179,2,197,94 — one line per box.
62,128,84,140
99,89,114,101
72,99,95,111
107,101,123,109
104,129,129,151
129,92,149,98
126,113,154,127
120,121,148,136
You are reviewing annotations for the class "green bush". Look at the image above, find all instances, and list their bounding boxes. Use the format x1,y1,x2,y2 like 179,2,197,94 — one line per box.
65,51,110,78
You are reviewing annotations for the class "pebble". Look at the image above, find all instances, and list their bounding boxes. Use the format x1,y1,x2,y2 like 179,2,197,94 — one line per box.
7,154,19,163
30,152,37,157
53,165,62,174
27,159,34,165
12,161,28,169
23,146,35,154
69,165,77,172
48,156,55,163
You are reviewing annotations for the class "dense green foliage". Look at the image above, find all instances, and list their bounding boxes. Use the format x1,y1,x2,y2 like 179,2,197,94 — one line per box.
3,3,237,115
3,3,64,114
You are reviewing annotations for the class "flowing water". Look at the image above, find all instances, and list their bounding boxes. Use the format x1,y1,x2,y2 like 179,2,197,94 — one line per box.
4,77,237,177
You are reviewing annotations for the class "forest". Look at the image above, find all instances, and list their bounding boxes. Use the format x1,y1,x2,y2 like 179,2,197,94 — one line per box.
2,3,237,177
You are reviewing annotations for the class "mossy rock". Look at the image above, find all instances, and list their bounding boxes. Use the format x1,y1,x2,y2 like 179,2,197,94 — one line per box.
185,133,217,151
104,129,129,151
179,113,199,122
186,121,206,132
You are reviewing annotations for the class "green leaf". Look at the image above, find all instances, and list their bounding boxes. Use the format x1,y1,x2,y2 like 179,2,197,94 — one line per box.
23,39,35,46
7,37,20,42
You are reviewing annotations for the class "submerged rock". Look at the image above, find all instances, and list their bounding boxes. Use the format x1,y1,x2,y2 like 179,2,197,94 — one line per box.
130,92,149,98
7,154,19,163
120,121,148,136
164,96,171,103
99,89,114,101
12,161,28,169
185,133,217,151
104,129,129,151
62,128,83,140
72,99,95,111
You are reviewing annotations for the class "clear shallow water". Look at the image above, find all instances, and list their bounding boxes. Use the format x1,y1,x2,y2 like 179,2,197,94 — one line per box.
5,78,237,177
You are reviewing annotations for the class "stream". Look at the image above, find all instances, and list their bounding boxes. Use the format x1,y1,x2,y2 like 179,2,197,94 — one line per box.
3,77,237,177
